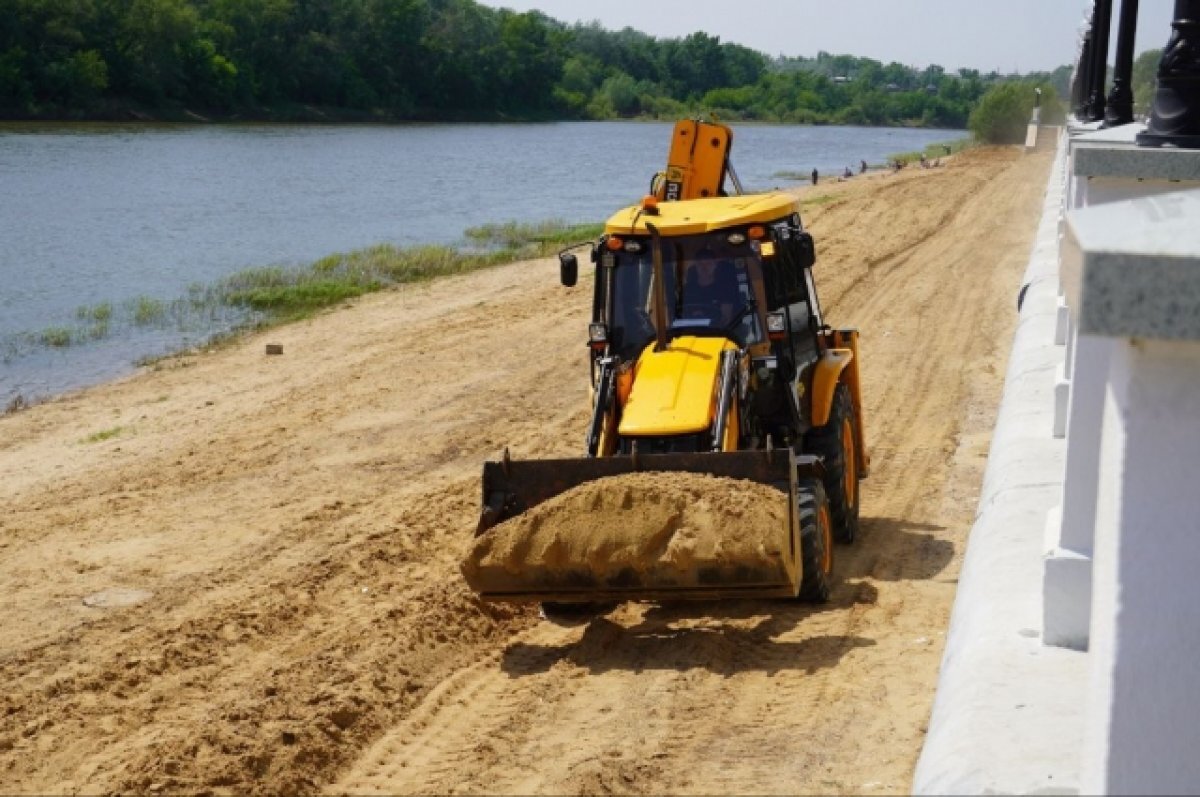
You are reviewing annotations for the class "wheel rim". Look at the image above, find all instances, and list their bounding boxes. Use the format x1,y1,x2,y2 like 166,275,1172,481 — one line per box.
819,504,833,574
841,417,857,507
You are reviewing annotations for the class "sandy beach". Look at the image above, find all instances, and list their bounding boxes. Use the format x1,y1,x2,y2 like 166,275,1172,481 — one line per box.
0,145,1052,794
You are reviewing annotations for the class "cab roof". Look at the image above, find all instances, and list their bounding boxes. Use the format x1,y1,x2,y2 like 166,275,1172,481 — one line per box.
604,191,800,237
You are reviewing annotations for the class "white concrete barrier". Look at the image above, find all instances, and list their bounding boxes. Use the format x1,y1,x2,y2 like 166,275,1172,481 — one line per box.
917,118,1200,794
913,135,1089,795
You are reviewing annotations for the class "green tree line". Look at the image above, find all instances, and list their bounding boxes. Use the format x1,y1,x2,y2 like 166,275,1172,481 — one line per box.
0,0,570,117
0,0,1078,127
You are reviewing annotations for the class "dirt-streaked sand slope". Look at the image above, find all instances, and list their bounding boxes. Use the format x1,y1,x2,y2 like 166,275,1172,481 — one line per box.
0,146,1052,795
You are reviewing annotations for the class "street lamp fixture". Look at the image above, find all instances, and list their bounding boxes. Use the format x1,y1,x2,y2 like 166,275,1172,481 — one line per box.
1137,0,1200,147
1103,0,1140,127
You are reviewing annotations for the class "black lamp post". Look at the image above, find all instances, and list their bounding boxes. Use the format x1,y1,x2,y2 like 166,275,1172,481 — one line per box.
1103,0,1140,127
1137,0,1200,147
1087,0,1115,121
1074,23,1096,118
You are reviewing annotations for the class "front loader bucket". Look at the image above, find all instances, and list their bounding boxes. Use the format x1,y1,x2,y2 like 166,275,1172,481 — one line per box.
464,449,823,604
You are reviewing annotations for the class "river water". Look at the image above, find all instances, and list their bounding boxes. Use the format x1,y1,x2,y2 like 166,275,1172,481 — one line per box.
0,121,958,405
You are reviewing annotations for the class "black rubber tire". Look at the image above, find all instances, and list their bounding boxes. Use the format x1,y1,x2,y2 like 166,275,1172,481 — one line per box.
805,383,860,544
797,479,833,604
539,602,616,626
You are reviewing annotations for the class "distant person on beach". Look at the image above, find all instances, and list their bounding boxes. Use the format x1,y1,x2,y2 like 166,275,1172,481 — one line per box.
860,159,867,174
811,168,818,185
843,166,853,179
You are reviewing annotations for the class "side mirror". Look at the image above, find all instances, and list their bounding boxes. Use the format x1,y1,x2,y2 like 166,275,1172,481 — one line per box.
559,252,578,287
796,231,816,270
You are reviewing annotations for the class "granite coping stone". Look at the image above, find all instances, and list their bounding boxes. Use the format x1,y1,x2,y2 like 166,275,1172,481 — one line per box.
1071,123,1200,181
1072,122,1142,146
1062,189,1200,341
1067,117,1104,135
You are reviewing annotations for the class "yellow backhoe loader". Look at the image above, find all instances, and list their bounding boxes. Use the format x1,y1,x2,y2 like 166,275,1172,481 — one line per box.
463,119,868,605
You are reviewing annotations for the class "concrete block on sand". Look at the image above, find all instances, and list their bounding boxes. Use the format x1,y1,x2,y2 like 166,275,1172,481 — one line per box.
461,471,793,595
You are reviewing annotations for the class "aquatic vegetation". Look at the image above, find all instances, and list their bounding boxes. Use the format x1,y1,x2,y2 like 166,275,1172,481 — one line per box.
40,327,73,347
18,218,605,360
224,280,377,316
131,296,167,326
214,219,602,322
63,302,113,341
76,302,113,323
464,220,601,250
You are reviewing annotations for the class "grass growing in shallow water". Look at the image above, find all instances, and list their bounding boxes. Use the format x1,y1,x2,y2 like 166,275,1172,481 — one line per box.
40,327,73,347
131,296,167,326
76,302,112,323
225,279,376,313
16,219,604,359
464,219,599,250
75,302,112,340
215,220,602,323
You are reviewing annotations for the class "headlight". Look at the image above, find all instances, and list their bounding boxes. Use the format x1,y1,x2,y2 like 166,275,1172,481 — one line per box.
766,312,787,341
588,323,609,347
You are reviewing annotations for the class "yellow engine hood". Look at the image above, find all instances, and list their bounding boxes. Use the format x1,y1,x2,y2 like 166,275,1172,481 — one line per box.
618,336,734,436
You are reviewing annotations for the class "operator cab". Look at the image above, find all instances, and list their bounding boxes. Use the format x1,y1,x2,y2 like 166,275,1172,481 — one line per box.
604,234,765,360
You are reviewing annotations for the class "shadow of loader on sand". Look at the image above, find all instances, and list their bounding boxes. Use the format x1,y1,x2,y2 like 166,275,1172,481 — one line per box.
501,605,875,677
497,514,952,677
843,515,957,583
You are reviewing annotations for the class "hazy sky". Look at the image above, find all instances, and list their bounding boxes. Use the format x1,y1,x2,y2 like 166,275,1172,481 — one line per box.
478,0,1177,74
